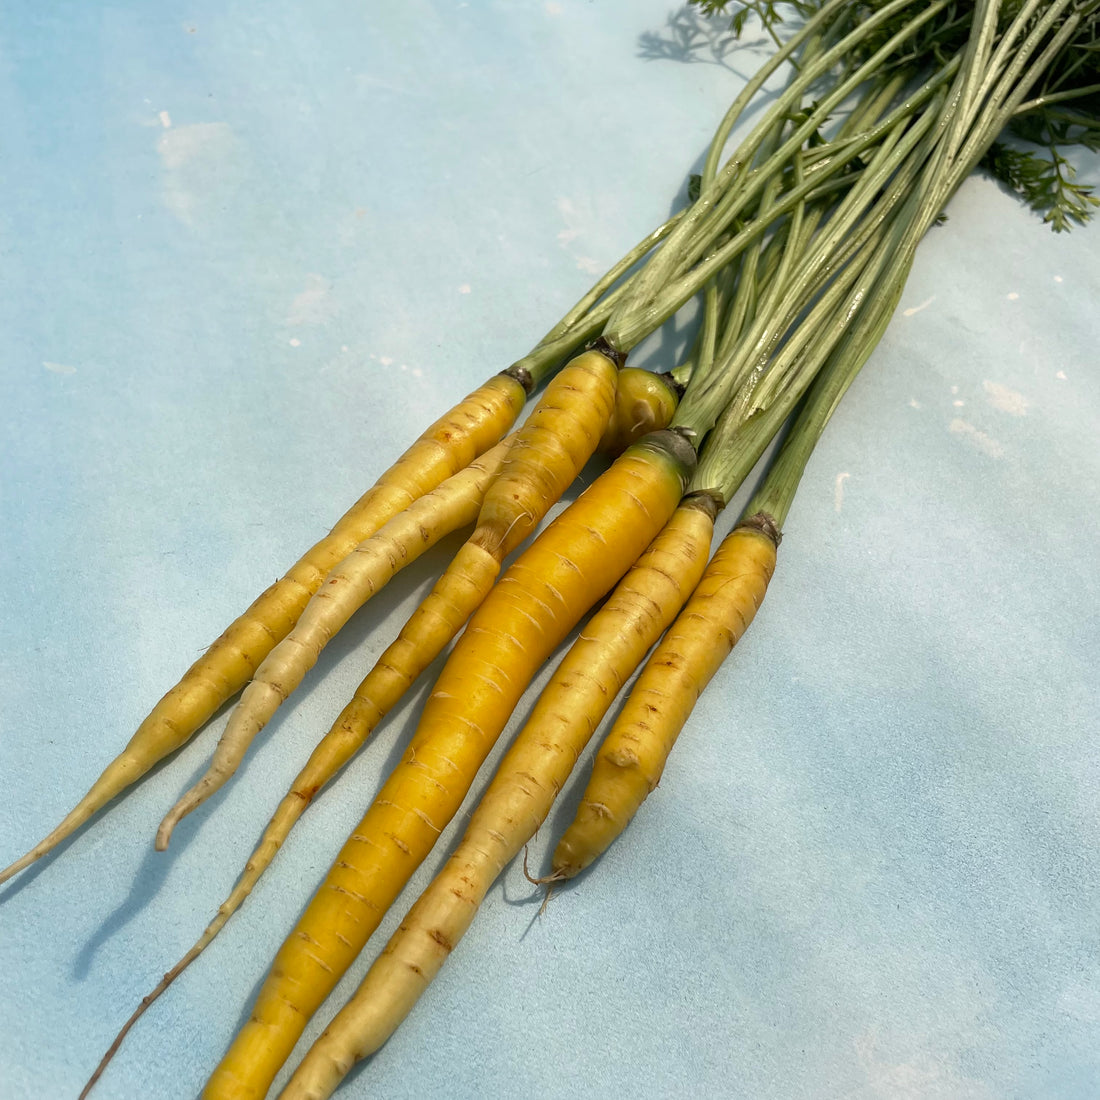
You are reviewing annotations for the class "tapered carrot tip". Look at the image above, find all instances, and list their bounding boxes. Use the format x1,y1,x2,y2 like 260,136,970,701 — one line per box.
155,780,212,850
155,808,183,850
0,751,147,885
0,849,44,887
522,847,565,886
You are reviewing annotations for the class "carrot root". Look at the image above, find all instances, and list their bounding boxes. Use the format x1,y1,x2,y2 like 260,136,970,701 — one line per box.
598,367,681,454
1,373,526,884
83,349,623,1091
277,493,717,1099
152,439,514,849
156,351,617,847
551,513,779,879
201,430,695,1100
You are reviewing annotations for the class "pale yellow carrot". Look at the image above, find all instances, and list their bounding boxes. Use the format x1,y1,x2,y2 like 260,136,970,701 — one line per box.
0,372,527,886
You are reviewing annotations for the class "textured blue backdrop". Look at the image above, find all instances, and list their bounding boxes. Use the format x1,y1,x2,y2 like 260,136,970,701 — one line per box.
1,3,1098,1098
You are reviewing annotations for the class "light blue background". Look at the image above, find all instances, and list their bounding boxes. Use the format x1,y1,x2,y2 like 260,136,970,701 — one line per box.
2,3,1098,1098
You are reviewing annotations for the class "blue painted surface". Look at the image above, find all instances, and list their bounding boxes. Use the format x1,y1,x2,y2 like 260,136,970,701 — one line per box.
1,4,1098,1098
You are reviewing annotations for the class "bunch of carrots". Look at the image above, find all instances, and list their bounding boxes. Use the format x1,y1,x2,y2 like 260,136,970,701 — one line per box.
4,2,1098,1097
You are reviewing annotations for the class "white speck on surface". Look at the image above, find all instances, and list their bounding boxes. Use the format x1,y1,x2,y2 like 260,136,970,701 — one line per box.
982,380,1028,416
853,1029,997,1100
953,400,964,407
412,368,423,378
950,385,959,395
556,195,586,250
1057,982,1100,1024
286,273,335,326
556,197,578,243
834,472,849,513
908,398,922,410
354,73,418,97
546,2,563,13
949,418,1004,458
289,338,301,347
902,296,935,317
158,110,172,128
458,284,472,294
576,256,601,274
1007,291,1019,300
1054,275,1063,283
1056,370,1068,380
156,121,235,224
43,361,77,375
341,345,349,353
379,356,393,366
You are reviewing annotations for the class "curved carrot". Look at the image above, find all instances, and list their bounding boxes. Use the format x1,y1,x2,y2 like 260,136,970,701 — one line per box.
551,512,779,880
598,367,681,454
202,429,696,1100
278,494,718,1100
0,372,526,887
155,349,618,846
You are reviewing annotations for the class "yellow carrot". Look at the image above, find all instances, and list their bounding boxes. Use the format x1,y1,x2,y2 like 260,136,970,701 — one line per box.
551,512,780,880
81,351,674,1095
202,429,696,1100
278,494,718,1100
598,367,681,453
155,349,618,846
0,372,526,887
76,438,522,1100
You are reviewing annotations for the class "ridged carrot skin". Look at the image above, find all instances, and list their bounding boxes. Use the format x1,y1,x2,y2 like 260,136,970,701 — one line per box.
149,441,509,852
551,514,779,880
278,495,718,1100
0,372,526,887
155,351,617,846
286,348,621,788
471,348,619,559
202,429,696,1100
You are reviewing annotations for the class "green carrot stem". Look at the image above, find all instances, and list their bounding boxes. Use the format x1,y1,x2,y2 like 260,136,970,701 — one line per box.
744,238,913,527
672,92,945,436
623,0,953,324
638,0,958,306
1015,82,1100,113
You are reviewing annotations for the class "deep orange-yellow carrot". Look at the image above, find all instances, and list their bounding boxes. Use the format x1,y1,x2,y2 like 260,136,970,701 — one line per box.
277,494,717,1100
156,349,618,846
0,372,526,887
202,429,696,1100
551,512,779,880
598,367,681,453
